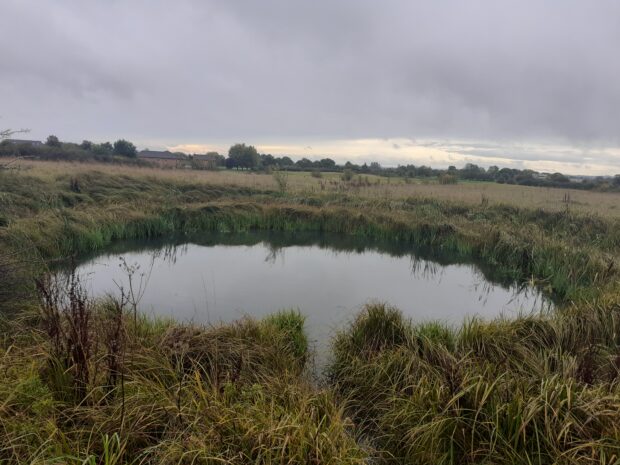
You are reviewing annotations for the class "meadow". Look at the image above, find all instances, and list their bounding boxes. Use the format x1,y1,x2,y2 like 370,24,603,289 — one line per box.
1,160,620,464
9,160,620,217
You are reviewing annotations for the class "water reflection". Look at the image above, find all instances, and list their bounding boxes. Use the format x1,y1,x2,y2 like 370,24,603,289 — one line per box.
68,231,554,353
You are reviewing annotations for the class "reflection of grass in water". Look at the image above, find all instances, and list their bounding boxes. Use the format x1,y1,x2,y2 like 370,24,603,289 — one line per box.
74,233,552,319
70,230,555,307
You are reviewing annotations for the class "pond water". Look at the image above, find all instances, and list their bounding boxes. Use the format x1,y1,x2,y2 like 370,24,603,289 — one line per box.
70,232,552,354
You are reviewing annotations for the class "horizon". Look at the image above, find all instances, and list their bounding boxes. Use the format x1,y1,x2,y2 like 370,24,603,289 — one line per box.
7,134,617,177
2,1,620,175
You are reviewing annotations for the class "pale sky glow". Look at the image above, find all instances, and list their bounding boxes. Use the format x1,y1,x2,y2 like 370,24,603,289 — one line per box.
2,0,620,175
168,139,620,176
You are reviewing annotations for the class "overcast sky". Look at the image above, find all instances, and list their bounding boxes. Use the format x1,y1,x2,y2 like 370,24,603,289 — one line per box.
1,0,619,174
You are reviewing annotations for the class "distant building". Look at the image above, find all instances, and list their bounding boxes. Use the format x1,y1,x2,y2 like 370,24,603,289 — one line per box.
4,139,43,147
137,150,187,168
192,153,223,170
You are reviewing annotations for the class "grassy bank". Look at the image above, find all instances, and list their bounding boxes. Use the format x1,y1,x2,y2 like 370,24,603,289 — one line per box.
1,302,364,463
2,161,620,463
329,304,620,464
2,163,619,303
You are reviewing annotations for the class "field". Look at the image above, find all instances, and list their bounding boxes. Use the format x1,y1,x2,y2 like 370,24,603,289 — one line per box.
1,160,620,464
9,160,620,217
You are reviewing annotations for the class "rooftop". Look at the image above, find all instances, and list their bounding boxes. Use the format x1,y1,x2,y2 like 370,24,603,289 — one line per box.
4,139,43,145
138,150,186,160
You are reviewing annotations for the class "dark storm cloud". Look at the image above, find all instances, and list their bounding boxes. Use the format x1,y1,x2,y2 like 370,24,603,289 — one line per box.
1,0,619,161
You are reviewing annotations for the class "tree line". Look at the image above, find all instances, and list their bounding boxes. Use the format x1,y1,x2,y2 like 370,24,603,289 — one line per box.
2,136,619,191
0,134,139,162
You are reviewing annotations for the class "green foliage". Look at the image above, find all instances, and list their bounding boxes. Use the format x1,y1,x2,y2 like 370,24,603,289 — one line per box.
438,173,458,184
227,143,260,170
0,308,364,464
328,304,620,464
112,139,137,157
79,139,93,150
93,141,113,156
272,168,289,193
262,309,308,362
45,134,61,147
332,303,413,360
2,161,620,463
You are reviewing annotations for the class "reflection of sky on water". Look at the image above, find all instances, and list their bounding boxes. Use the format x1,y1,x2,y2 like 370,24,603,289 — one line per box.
69,233,553,357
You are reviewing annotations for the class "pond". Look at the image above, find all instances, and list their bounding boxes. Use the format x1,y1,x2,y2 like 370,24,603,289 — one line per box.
70,231,552,355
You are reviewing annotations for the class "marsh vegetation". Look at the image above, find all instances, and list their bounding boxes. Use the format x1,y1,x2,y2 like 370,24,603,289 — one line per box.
1,160,620,463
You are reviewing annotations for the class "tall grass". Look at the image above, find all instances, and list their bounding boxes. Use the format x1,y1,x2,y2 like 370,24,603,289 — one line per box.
0,298,365,464
2,161,620,463
3,196,616,303
328,303,620,464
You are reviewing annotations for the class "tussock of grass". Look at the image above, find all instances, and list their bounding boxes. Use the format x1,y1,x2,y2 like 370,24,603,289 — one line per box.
0,304,365,464
329,303,620,464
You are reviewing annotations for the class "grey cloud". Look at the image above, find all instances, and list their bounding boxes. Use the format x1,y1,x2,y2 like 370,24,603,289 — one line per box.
1,0,619,162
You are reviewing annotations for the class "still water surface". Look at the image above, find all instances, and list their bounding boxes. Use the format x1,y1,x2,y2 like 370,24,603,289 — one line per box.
72,232,552,350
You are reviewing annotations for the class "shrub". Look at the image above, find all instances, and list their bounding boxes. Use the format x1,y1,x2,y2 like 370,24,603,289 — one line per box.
438,173,458,184
341,169,354,181
272,169,289,194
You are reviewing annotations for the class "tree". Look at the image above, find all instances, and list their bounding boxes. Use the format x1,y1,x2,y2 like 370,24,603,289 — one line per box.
80,140,93,150
260,153,277,167
548,172,570,184
318,158,336,169
227,143,259,170
113,139,137,157
46,135,61,147
1,128,29,168
277,156,294,167
295,158,314,169
92,142,113,156
205,151,225,166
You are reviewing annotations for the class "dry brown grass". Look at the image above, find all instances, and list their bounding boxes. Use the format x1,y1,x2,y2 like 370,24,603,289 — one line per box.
9,160,620,217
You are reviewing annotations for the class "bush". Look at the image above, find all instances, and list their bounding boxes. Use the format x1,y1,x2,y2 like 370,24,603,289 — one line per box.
272,169,289,194
112,139,137,158
438,173,458,184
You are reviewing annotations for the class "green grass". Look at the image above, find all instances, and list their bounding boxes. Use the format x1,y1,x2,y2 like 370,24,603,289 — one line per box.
329,303,620,464
1,161,620,463
0,303,364,464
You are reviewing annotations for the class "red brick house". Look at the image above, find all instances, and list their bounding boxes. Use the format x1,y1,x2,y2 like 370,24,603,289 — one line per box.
137,150,187,168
